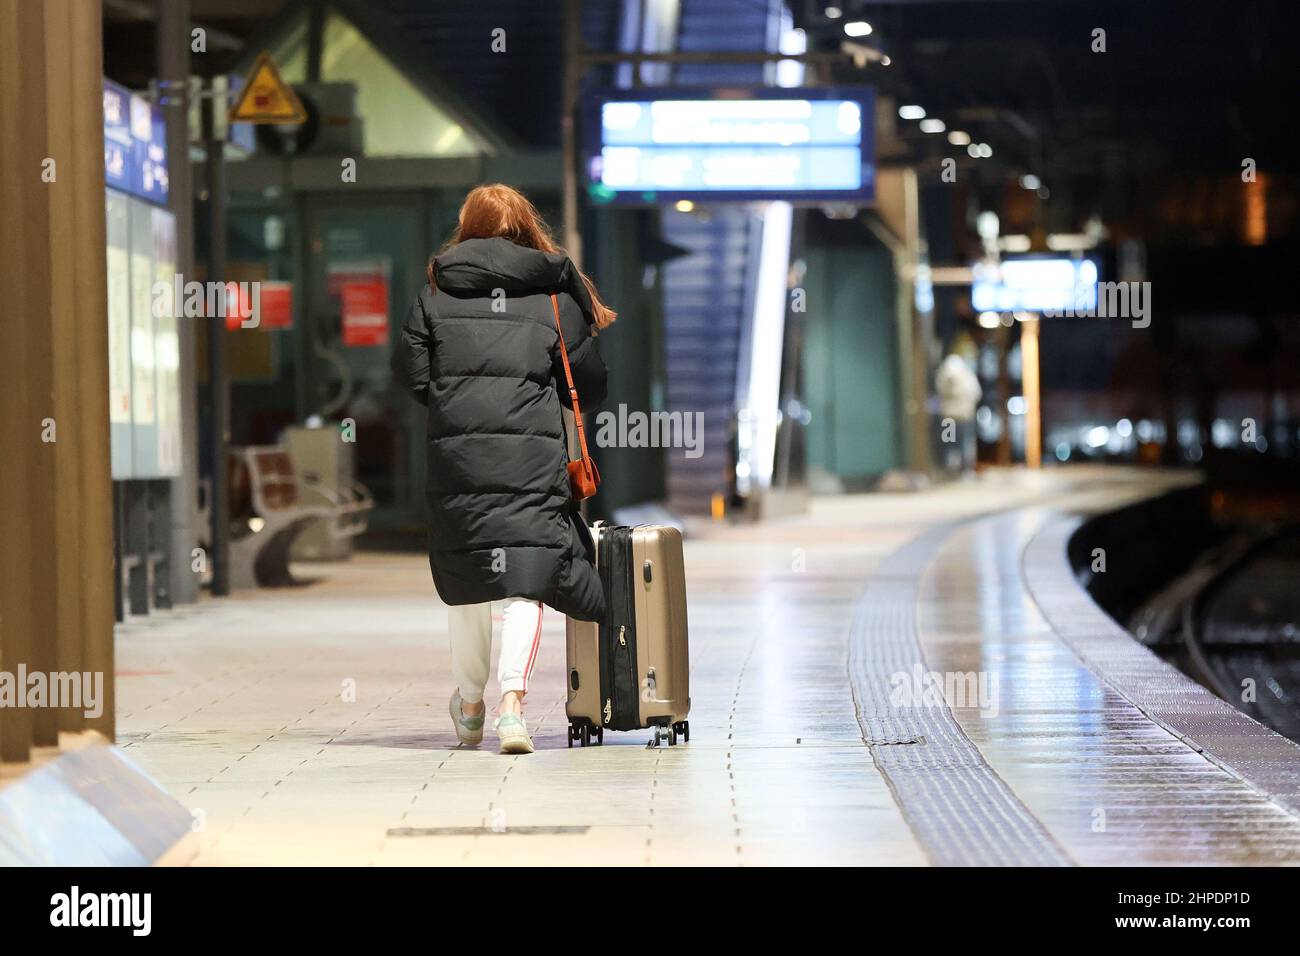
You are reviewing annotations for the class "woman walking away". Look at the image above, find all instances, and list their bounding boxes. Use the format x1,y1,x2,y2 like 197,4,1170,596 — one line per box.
392,184,616,754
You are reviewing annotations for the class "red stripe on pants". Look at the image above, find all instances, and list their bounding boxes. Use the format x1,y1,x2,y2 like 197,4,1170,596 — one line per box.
522,602,543,692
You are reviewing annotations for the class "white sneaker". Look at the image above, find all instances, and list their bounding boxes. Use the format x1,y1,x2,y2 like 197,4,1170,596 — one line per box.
449,690,485,746
495,713,535,754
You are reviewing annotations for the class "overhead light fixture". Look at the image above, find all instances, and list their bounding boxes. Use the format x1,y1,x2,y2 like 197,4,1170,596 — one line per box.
1046,233,1098,252
976,211,1000,240
880,55,891,66
947,130,971,146
824,5,843,17
898,104,925,120
966,143,980,158
919,118,945,134
675,200,695,212
979,311,1001,329
1019,174,1041,190
844,20,873,37
976,143,993,158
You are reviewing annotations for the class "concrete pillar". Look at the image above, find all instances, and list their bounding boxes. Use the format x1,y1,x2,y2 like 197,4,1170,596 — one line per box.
0,0,115,759
875,166,934,476
0,0,39,760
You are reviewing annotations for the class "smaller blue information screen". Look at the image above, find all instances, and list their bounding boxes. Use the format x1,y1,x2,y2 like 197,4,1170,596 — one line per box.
585,88,876,204
971,257,1101,315
103,79,169,205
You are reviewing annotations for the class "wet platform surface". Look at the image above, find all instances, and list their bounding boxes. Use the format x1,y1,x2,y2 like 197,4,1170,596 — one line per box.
116,467,1300,865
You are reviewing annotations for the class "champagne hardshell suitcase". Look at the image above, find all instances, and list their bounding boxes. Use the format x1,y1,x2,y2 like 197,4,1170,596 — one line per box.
566,523,690,747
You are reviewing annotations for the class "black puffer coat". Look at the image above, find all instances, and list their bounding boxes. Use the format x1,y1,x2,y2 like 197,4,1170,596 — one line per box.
392,237,608,621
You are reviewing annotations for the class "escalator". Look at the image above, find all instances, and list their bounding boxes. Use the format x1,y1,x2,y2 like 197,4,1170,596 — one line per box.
659,0,783,515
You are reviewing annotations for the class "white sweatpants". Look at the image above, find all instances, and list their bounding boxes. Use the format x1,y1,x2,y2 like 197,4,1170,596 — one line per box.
446,598,545,703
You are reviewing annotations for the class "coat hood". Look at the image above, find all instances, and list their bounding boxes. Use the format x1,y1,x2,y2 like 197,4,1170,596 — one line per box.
433,237,595,322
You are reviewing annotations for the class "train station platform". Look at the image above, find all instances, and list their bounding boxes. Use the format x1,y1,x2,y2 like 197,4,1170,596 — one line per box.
115,467,1300,865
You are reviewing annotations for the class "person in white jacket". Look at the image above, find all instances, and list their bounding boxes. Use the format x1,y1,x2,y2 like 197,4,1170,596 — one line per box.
935,352,982,474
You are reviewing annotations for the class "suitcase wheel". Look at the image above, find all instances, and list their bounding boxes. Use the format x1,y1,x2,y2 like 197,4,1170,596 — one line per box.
673,720,690,743
652,724,678,747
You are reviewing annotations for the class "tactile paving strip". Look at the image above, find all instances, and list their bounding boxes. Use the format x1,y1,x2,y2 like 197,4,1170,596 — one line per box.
848,521,1073,866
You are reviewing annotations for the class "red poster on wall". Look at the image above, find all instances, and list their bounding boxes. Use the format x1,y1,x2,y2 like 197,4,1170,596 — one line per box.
223,282,255,331
220,280,293,331
259,280,294,329
340,276,389,347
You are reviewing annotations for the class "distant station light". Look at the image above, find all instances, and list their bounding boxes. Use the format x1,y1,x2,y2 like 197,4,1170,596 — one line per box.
947,130,971,146
919,118,945,134
898,104,925,120
844,20,873,37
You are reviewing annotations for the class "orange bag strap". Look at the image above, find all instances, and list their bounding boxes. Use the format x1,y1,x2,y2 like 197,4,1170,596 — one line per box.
551,293,592,464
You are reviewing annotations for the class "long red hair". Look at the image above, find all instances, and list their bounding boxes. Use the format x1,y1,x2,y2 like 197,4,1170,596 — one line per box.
429,184,617,329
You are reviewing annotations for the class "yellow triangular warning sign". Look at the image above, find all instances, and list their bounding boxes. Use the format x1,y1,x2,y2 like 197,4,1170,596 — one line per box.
228,52,307,125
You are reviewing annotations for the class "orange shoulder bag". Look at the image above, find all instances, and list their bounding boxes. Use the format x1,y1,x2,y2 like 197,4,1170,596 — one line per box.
551,293,601,500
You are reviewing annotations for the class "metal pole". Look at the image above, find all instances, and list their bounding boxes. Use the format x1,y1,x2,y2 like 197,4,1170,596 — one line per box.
577,49,860,66
306,0,324,83
561,0,582,266
157,0,200,605
1022,317,1042,468
206,78,232,595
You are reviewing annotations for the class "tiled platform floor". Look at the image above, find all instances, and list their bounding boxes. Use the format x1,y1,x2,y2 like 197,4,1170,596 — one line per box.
115,467,1300,865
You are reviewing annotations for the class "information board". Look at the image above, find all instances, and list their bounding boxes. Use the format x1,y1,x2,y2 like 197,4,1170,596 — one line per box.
105,191,134,478
971,257,1100,315
585,87,876,203
104,77,180,479
152,208,181,477
104,79,168,204
129,197,159,476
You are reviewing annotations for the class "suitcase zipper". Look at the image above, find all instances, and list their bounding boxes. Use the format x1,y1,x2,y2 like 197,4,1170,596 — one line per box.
595,527,641,731
615,542,639,729
597,529,616,726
